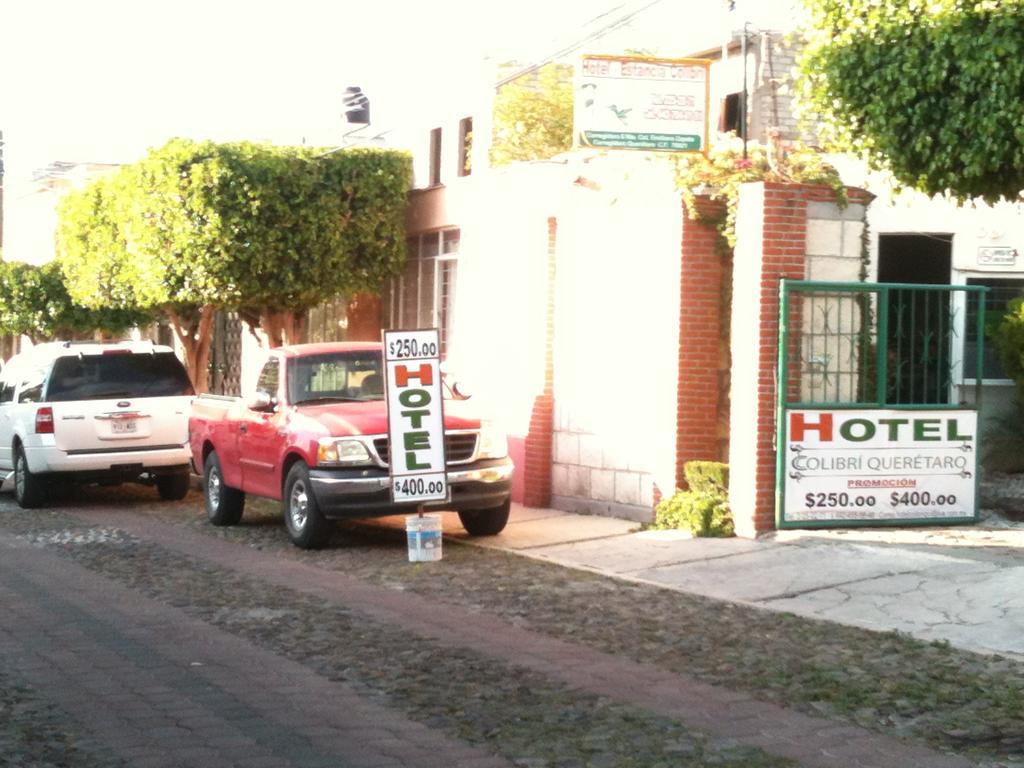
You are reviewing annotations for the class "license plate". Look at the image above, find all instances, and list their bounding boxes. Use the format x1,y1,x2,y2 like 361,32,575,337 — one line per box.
111,419,138,434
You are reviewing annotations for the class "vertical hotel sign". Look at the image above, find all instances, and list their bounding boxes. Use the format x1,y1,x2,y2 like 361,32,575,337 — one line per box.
384,329,448,504
575,55,710,152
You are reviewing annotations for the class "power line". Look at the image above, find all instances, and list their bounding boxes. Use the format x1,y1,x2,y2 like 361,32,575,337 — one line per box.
494,0,669,88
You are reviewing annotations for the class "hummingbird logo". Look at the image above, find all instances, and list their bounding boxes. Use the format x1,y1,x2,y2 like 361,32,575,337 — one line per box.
608,105,632,125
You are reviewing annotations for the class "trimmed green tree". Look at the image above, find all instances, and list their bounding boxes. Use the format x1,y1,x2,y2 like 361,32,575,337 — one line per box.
0,259,150,343
491,64,574,166
799,0,1024,203
57,139,411,391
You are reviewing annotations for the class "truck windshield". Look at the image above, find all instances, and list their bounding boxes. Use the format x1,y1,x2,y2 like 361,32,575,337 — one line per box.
47,352,195,401
288,351,384,405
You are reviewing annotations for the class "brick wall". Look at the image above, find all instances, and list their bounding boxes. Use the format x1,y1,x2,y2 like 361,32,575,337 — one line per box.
730,182,872,536
676,197,730,488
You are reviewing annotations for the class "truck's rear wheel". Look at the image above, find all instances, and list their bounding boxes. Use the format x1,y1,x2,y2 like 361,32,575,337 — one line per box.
284,462,332,550
458,499,511,536
204,452,244,525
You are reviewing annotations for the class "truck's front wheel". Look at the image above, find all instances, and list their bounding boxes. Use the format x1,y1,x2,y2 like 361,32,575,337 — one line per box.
458,499,511,536
283,462,332,550
204,451,244,526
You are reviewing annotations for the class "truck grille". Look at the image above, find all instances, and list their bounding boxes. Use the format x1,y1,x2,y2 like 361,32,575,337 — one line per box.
373,432,478,467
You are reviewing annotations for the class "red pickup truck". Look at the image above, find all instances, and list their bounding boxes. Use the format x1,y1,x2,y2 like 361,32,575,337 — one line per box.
189,342,514,549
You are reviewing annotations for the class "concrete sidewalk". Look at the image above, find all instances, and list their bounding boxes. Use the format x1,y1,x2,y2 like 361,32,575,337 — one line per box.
380,504,1024,661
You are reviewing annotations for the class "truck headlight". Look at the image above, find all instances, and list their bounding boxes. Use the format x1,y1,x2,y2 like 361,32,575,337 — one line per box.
477,422,508,459
317,437,372,466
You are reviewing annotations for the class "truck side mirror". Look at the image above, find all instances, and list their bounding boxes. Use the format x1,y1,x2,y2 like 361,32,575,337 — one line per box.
249,390,275,412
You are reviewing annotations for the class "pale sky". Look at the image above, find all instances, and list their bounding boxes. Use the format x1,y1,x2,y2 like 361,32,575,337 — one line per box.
0,0,798,185
0,0,626,181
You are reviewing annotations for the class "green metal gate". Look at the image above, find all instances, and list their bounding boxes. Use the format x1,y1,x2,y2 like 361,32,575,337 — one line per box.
776,280,989,528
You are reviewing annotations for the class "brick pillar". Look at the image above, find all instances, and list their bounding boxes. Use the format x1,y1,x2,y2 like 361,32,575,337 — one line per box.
676,197,729,489
728,182,871,536
522,217,557,508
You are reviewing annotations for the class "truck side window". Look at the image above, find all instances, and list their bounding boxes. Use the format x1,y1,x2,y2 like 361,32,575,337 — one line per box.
0,377,14,404
256,359,279,401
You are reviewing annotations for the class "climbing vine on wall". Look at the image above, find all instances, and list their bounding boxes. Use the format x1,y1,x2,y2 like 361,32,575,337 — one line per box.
673,134,847,248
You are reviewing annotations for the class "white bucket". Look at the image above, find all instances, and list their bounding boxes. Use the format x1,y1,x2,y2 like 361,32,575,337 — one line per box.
405,513,443,562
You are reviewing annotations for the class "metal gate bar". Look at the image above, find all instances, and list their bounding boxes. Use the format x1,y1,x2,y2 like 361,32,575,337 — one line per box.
778,281,987,411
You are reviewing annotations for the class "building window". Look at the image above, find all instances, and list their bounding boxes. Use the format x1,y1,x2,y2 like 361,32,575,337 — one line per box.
383,229,459,356
457,117,472,177
429,127,442,186
964,277,1024,380
719,92,742,134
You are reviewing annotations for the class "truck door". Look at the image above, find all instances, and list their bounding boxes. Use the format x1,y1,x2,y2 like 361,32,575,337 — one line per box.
239,357,284,498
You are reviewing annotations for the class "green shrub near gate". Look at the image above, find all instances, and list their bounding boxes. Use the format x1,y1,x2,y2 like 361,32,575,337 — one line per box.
652,461,733,537
992,297,1024,400
682,461,729,496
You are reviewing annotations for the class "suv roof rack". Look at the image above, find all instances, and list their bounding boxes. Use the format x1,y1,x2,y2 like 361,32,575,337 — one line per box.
60,339,154,348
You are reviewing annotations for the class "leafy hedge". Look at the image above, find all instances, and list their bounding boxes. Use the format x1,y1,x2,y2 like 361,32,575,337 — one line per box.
58,139,411,317
799,0,1024,203
56,139,412,388
0,259,150,342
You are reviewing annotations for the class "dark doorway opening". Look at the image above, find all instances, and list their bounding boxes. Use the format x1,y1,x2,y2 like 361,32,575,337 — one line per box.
877,234,953,404
878,233,951,284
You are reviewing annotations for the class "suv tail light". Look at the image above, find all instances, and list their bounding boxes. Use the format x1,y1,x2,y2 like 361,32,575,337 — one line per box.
35,407,54,434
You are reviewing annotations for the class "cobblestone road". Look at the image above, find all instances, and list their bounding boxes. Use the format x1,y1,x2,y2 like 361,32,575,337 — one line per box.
0,486,1020,768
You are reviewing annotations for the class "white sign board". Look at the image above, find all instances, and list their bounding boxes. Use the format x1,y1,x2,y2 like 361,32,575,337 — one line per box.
575,55,710,153
783,409,977,524
977,246,1017,266
383,329,448,504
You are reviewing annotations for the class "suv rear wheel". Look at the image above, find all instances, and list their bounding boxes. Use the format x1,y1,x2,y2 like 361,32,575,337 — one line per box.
156,472,191,501
13,445,46,509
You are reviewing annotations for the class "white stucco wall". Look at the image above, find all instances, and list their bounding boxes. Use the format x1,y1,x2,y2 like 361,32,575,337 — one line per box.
727,182,766,538
438,154,683,520
549,157,682,521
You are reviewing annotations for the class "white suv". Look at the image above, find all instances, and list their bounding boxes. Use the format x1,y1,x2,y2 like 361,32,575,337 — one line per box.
0,340,195,508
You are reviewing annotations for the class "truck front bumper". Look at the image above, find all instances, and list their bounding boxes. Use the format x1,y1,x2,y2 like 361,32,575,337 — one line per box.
309,458,514,519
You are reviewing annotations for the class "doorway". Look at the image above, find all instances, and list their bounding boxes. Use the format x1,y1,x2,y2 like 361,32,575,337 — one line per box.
877,233,952,284
877,234,953,404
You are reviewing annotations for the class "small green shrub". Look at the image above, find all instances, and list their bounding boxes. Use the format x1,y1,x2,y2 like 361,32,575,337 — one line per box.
652,461,733,537
980,406,1024,474
683,461,729,495
992,297,1024,400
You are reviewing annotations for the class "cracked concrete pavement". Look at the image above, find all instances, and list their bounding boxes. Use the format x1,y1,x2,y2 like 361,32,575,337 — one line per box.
386,505,1024,661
